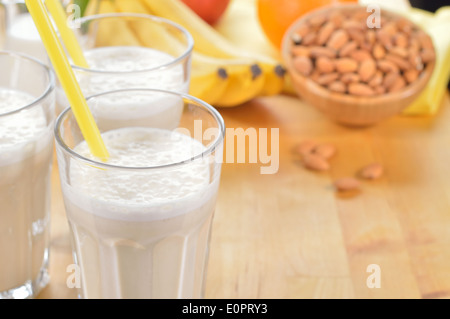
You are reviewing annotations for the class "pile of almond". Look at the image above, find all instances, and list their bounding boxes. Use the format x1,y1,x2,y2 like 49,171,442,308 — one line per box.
296,140,384,195
289,6,435,96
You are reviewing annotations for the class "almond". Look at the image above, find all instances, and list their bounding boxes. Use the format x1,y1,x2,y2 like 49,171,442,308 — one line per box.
293,56,313,76
390,46,409,58
291,45,310,57
385,53,411,71
376,29,393,50
347,28,365,44
327,29,349,50
409,38,420,54
409,54,424,71
358,59,377,82
295,140,317,156
389,76,406,93
329,11,344,27
313,144,337,160
396,18,413,35
309,46,337,59
328,81,347,93
404,69,419,84
334,177,361,192
416,30,434,50
342,20,365,31
309,14,327,27
420,48,436,63
339,41,358,57
368,70,384,88
372,43,386,60
317,21,336,45
340,72,360,84
394,33,408,48
350,50,373,62
302,153,330,172
377,59,400,74
383,72,400,89
359,163,384,180
293,23,310,37
315,72,340,85
383,21,398,36
375,85,386,95
316,56,335,74
366,30,376,45
348,83,375,96
302,33,317,46
335,58,359,73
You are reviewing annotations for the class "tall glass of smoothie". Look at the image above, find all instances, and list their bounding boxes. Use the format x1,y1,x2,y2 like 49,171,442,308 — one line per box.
0,51,55,299
55,13,194,129
0,0,48,62
55,89,225,299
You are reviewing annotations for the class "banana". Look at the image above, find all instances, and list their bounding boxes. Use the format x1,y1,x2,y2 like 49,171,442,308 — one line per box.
213,63,265,107
190,61,229,105
214,0,281,61
141,0,286,102
114,0,185,55
93,0,142,47
91,0,283,107
259,63,287,96
213,0,287,98
190,52,265,105
141,0,239,59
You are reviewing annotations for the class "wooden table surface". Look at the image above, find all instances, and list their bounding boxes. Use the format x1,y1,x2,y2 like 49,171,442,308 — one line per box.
38,91,450,299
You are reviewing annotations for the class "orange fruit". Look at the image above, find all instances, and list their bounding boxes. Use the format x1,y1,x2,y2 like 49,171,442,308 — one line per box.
257,0,359,49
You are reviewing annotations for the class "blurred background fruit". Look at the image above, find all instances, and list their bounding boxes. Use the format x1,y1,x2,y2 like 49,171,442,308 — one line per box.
181,0,231,25
256,0,358,49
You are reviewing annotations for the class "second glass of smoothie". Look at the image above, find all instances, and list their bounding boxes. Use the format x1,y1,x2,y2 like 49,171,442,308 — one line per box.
56,12,194,131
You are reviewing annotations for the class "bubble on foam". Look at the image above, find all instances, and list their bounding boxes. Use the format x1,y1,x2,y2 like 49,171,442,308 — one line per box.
79,47,185,99
70,128,211,207
0,88,47,149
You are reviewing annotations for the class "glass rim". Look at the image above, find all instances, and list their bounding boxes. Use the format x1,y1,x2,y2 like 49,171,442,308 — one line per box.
54,88,226,171
0,50,55,117
70,12,194,75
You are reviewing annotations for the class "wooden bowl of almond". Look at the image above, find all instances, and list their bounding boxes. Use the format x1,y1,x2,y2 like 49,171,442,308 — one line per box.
282,4,436,126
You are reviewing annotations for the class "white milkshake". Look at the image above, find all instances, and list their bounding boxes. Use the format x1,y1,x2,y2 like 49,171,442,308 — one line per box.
59,127,219,299
3,14,47,63
0,88,53,298
56,46,188,130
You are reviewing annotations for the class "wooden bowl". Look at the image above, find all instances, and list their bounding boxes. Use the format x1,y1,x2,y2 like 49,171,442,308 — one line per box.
281,4,436,127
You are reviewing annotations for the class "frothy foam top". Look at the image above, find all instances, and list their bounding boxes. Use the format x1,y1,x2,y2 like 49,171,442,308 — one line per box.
70,128,211,208
78,47,185,98
0,88,47,149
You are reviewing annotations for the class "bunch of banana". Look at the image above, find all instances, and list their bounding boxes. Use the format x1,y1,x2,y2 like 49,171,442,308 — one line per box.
87,0,286,107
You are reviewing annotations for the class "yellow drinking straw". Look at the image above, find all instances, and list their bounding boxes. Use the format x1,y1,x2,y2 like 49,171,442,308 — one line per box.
25,0,109,161
45,0,89,68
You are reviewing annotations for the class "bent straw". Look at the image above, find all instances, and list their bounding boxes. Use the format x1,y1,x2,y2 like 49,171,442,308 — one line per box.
25,0,109,161
45,0,89,68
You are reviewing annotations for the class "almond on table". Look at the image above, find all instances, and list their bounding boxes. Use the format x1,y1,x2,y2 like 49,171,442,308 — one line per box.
359,163,384,180
334,177,361,192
